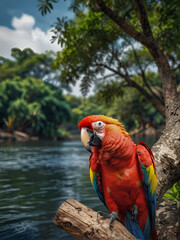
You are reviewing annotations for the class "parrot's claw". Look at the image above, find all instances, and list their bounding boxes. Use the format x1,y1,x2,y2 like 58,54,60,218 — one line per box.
131,204,138,221
97,211,111,219
97,211,120,230
109,212,121,230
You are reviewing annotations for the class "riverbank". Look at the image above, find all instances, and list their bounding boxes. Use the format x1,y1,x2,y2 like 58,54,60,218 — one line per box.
0,125,164,142
0,129,39,142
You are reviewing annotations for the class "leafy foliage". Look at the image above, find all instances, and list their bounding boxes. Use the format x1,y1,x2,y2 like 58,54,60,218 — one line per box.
37,0,180,117
51,17,69,46
51,11,163,111
37,0,59,16
156,0,180,51
51,11,123,95
96,71,164,130
0,77,71,137
103,86,164,131
65,95,108,128
0,49,72,138
96,80,124,105
163,181,180,208
0,48,69,89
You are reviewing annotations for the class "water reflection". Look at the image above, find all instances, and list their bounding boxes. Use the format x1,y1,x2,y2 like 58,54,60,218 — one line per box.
0,138,157,239
0,140,93,239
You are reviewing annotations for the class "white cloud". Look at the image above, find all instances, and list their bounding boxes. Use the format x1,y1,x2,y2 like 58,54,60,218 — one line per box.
0,13,84,96
12,14,35,30
0,13,61,58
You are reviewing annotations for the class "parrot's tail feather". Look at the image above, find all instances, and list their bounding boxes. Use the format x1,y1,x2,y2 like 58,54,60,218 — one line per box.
143,214,151,240
125,211,158,240
125,211,145,240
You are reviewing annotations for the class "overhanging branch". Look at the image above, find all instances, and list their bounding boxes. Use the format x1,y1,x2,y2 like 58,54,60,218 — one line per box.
96,62,166,117
129,41,164,105
95,0,148,45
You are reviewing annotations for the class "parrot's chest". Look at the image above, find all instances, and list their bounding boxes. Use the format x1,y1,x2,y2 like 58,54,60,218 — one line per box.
101,160,144,208
101,162,140,190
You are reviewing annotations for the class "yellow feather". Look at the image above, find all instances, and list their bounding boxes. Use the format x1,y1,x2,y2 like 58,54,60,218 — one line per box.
147,164,157,195
89,167,93,185
100,115,131,139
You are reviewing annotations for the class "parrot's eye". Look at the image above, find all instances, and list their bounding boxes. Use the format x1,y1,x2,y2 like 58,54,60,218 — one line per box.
97,121,103,126
92,121,106,137
92,121,105,131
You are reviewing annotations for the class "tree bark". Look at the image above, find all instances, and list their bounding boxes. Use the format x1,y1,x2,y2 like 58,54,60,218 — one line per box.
156,201,179,240
152,106,180,207
53,199,137,240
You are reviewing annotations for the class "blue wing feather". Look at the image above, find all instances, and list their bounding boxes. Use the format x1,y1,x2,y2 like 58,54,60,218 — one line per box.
140,161,157,230
90,167,108,210
137,142,157,233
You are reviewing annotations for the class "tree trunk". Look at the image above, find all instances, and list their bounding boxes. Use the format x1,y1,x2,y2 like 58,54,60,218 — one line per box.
152,99,180,240
53,199,137,240
156,201,179,240
152,98,180,207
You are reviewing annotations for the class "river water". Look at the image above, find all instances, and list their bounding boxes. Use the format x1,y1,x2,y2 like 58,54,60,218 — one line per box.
0,138,156,240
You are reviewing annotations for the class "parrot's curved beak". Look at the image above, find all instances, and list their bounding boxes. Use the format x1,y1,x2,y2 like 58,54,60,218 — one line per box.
80,128,102,153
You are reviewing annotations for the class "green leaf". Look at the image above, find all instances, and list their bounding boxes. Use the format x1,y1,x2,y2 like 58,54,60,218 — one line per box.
164,193,176,200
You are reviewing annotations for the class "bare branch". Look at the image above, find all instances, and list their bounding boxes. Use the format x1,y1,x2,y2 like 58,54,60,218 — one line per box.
96,73,116,81
129,41,165,105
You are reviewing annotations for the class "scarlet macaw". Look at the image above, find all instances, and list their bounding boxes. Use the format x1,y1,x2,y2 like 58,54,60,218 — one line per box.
78,115,158,240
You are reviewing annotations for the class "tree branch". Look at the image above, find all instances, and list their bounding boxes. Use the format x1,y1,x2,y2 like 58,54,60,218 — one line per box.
95,0,148,45
97,62,166,117
133,0,153,38
54,199,137,240
129,41,164,105
96,73,116,81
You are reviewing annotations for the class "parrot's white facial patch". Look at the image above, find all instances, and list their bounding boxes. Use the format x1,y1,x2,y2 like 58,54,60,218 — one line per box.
92,121,106,140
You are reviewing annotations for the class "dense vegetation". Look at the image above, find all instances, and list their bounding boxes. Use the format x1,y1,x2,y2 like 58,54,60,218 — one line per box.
65,86,164,133
0,48,164,137
0,48,72,138
0,76,72,137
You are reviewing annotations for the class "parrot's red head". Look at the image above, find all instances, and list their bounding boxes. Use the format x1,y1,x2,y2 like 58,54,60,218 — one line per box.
78,115,130,152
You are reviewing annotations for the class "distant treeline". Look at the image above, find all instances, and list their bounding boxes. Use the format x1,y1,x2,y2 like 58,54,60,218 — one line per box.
0,48,164,138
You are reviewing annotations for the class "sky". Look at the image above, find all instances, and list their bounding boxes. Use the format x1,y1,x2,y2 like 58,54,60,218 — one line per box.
0,0,84,96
